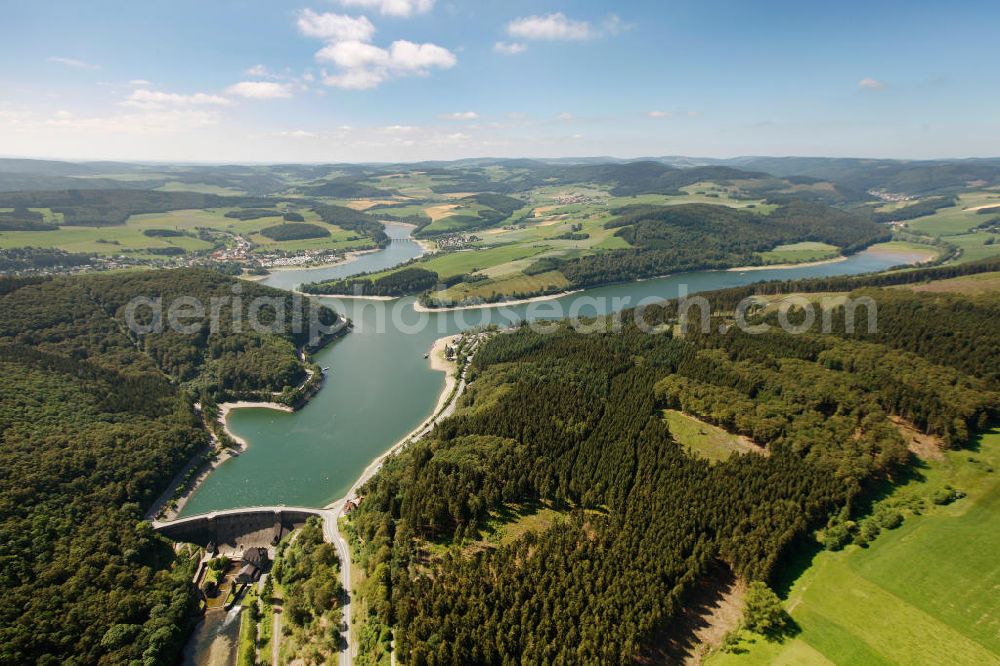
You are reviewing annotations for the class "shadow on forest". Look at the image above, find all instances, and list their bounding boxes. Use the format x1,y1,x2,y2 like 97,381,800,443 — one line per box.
637,563,741,664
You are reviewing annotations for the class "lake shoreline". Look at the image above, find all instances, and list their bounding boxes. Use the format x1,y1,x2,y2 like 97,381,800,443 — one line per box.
148,400,296,522
727,255,848,272
325,332,463,510
412,289,583,312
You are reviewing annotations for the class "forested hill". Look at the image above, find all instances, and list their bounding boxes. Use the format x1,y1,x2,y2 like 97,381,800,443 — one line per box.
555,201,888,289
347,287,998,664
0,270,341,664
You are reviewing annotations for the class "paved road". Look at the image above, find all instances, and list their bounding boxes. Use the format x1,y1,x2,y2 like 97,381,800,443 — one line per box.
156,340,478,666
325,350,473,666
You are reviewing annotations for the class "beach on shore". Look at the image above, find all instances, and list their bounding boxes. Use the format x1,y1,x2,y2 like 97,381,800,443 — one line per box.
326,333,462,509
412,290,583,313
727,256,848,272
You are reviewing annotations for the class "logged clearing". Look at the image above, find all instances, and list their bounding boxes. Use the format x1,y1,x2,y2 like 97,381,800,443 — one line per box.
665,410,765,462
641,568,747,665
891,416,945,461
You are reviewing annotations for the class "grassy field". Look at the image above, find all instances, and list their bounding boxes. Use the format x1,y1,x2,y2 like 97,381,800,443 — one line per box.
709,427,1000,665
0,222,213,256
906,191,1000,237
155,181,246,195
0,205,373,257
664,409,762,462
900,271,1000,295
437,270,571,302
758,241,840,264
948,232,1000,263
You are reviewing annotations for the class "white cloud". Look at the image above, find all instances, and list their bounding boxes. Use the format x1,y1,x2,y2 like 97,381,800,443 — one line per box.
226,81,295,99
48,56,99,70
556,111,575,121
297,9,376,42
299,7,454,90
647,110,671,118
123,89,232,110
440,111,478,120
333,0,435,17
389,40,456,72
317,40,390,68
859,77,887,91
273,129,318,138
129,79,152,86
507,13,594,41
494,41,527,55
316,39,455,89
244,64,270,77
322,67,387,90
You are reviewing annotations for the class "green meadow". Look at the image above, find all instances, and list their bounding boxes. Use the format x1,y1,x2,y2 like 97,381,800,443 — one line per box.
0,205,373,257
906,191,1000,237
709,427,1000,665
664,409,760,462
758,241,841,264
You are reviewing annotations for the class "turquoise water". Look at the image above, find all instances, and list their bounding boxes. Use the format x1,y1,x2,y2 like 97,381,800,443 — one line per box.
178,230,918,515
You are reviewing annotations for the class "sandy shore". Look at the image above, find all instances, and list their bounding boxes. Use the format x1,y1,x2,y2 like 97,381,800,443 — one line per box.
307,293,397,301
412,289,583,312
428,334,461,415
218,401,293,447
727,256,848,272
146,400,294,521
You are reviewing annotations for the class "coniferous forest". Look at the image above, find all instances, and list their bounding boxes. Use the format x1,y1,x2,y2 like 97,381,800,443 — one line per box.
347,286,998,665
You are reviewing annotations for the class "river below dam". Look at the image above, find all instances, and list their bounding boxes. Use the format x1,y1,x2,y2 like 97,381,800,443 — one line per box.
178,222,926,515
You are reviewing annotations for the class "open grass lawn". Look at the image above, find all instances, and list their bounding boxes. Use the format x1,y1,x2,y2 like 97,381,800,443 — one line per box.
947,232,1000,264
0,205,374,256
866,240,941,261
418,243,552,278
709,427,1000,666
0,223,213,255
758,241,840,264
155,181,247,195
664,410,762,462
437,269,570,302
899,270,1000,295
906,192,1000,237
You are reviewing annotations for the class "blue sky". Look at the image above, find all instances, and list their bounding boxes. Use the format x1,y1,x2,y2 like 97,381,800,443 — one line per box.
1,0,998,162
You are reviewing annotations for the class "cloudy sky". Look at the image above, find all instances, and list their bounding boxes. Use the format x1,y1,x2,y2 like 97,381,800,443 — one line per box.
2,0,998,162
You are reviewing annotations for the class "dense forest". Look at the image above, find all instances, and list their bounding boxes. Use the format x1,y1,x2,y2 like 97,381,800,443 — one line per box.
298,177,393,199
0,190,268,226
346,286,998,665
313,204,389,246
553,201,888,288
0,247,93,272
260,222,331,241
872,195,957,223
0,270,342,664
303,267,439,297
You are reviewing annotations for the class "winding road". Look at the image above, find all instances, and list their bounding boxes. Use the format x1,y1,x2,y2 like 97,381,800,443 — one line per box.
154,337,474,666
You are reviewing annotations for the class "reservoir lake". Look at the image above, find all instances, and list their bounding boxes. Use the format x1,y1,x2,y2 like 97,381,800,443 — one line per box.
179,223,924,515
